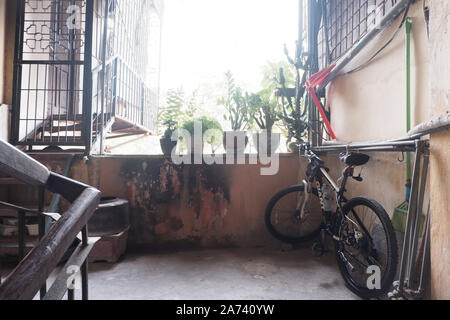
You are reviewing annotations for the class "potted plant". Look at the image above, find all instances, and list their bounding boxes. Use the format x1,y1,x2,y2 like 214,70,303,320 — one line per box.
218,71,250,154
159,119,178,156
247,89,281,155
181,116,223,155
276,66,308,153
158,88,201,156
158,89,184,156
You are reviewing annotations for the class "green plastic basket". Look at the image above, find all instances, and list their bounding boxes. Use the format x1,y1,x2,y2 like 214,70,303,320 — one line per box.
392,201,425,234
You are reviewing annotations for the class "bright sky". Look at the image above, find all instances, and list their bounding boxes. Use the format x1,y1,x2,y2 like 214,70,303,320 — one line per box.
160,0,299,94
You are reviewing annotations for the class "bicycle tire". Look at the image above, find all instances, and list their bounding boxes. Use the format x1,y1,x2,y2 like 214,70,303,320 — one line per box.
335,197,398,299
265,185,322,244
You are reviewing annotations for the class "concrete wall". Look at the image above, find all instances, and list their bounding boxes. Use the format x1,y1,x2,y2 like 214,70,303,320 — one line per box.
428,0,450,300
327,2,431,141
325,0,450,299
0,0,16,142
12,155,306,249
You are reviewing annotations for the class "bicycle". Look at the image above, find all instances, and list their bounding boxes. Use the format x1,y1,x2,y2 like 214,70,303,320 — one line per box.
265,143,398,299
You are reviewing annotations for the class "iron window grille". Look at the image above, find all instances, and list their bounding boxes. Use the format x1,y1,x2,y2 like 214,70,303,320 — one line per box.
318,0,400,69
11,0,162,154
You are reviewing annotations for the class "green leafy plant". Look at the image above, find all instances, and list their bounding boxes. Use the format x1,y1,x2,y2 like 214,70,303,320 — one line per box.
276,66,309,151
182,116,223,153
247,88,279,133
158,87,200,138
218,71,250,131
158,88,184,137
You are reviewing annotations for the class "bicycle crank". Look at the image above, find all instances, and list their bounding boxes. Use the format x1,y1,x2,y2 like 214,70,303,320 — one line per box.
311,229,330,257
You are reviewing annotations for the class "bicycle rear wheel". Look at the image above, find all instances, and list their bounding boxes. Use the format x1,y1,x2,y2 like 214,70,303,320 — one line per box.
335,197,398,299
265,185,323,244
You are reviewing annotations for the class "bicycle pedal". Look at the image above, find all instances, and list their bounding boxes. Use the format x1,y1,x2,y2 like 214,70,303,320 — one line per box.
338,251,355,272
311,242,327,257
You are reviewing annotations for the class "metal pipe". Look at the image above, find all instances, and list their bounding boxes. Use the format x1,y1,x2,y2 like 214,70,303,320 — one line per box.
38,186,47,300
18,210,26,261
398,140,424,293
418,203,431,293
81,225,89,301
312,140,417,153
408,148,429,287
406,17,413,182
297,0,304,61
319,0,412,90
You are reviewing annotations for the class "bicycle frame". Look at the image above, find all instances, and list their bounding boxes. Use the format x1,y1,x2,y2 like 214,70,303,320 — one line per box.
300,148,357,233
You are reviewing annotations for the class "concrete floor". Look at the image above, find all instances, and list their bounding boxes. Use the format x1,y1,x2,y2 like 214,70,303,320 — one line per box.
1,247,359,300
86,247,358,300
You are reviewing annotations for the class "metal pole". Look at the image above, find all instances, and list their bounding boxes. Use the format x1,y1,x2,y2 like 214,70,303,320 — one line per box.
99,0,110,155
312,140,417,153
38,186,47,299
81,225,89,301
398,140,423,293
406,17,412,182
18,210,26,261
408,147,429,287
68,289,75,300
418,203,431,293
297,0,303,61
83,0,94,154
11,0,25,144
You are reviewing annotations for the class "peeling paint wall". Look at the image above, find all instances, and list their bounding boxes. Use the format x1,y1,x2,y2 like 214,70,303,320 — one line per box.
324,2,432,218
21,155,307,249
428,0,450,300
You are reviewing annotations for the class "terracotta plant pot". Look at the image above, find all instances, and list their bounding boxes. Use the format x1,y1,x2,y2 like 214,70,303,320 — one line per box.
160,137,178,156
255,132,281,156
287,141,300,154
223,131,249,154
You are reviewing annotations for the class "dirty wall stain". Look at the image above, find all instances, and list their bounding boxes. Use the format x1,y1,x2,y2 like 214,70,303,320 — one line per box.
121,158,231,244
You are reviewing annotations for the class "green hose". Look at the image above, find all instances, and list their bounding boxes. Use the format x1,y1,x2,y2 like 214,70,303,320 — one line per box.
406,17,412,200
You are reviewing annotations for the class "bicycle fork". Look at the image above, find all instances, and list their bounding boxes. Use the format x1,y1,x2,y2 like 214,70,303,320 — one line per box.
298,180,310,219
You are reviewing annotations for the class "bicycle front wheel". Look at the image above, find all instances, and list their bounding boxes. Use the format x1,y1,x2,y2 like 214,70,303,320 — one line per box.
335,197,398,299
265,185,323,244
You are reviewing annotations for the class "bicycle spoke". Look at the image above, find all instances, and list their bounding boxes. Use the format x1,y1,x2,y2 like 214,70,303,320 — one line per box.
343,248,369,270
350,208,373,242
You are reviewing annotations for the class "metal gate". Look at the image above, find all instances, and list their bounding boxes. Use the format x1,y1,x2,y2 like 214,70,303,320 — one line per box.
11,0,91,150
11,0,161,154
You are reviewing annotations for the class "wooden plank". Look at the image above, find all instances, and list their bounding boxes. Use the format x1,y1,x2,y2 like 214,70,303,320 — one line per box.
46,172,91,203
0,140,50,186
0,187,100,300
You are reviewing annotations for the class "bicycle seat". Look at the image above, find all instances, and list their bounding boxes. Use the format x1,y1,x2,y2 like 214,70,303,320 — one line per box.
339,152,370,167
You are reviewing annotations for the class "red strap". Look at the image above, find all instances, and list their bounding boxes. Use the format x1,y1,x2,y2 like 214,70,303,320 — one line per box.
306,64,336,89
306,65,337,140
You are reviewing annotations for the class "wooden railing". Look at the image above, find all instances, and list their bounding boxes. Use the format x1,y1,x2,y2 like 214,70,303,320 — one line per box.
0,139,101,300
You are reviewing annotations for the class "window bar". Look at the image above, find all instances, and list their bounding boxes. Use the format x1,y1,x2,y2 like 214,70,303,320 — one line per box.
57,65,62,143
25,64,32,144
33,64,39,142
42,64,48,143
